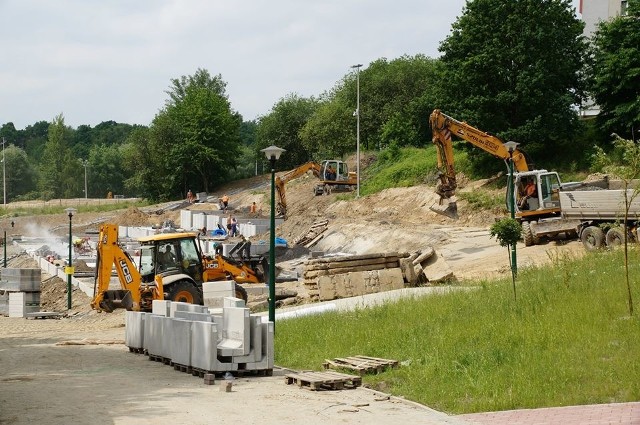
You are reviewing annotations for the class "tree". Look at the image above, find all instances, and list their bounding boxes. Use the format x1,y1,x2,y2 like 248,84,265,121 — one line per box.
437,0,587,167
299,100,353,159
39,114,79,199
256,94,318,170
588,0,640,140
0,144,37,202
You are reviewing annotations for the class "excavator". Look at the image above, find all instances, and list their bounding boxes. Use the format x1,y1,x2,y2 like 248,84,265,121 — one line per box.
429,109,568,242
275,160,357,218
91,224,266,313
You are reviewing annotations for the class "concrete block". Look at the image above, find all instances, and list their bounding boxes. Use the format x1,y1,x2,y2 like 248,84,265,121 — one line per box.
423,253,454,283
8,292,39,317
203,281,235,308
231,316,262,363
180,210,193,230
152,300,171,317
223,297,245,308
173,311,213,322
125,311,145,349
191,321,220,371
160,316,174,359
218,306,250,356
144,314,166,357
399,257,418,286
378,268,405,291
0,268,41,292
170,319,192,366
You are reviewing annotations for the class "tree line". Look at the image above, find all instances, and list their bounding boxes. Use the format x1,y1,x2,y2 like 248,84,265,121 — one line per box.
1,0,638,203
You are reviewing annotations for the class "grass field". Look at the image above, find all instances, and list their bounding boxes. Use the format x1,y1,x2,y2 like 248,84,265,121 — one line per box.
275,249,640,414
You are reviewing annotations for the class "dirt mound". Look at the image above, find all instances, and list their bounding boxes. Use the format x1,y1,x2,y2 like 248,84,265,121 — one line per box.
113,207,154,226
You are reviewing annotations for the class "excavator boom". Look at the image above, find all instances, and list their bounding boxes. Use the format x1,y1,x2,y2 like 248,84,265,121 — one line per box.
429,109,530,219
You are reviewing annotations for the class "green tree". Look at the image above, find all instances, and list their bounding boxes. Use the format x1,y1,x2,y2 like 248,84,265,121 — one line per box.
588,0,640,140
1,144,37,201
87,144,129,198
256,94,318,170
299,100,353,159
438,0,587,167
39,114,78,199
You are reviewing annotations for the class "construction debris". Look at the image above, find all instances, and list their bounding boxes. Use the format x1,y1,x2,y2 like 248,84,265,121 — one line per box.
294,219,329,248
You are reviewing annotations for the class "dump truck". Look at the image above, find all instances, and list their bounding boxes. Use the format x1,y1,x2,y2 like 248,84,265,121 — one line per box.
525,185,640,251
91,224,266,312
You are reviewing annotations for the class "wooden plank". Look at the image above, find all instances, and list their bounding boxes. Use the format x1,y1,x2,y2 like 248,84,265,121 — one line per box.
303,233,324,249
305,251,402,266
284,371,361,390
303,261,399,278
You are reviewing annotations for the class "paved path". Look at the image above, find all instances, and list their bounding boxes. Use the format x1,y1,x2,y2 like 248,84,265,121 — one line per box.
456,402,640,425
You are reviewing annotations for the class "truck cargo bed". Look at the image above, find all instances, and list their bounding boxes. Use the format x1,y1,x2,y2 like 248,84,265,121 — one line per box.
560,189,640,221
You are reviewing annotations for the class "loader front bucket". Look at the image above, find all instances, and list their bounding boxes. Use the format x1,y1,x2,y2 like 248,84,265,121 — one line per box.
429,200,458,220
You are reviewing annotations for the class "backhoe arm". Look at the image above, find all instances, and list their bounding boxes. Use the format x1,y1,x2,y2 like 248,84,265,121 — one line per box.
275,162,321,218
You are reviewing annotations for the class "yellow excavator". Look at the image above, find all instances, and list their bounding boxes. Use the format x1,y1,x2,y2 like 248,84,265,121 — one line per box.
91,224,266,312
275,160,357,218
429,109,564,223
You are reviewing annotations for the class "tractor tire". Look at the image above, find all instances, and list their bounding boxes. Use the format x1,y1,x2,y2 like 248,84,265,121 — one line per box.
166,281,202,305
605,227,625,247
234,283,248,303
521,222,534,247
581,226,605,251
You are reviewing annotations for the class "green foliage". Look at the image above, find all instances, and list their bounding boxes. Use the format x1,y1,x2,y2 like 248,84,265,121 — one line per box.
591,135,640,180
0,144,37,203
361,146,469,195
275,249,640,413
458,189,504,211
38,114,77,199
490,218,522,247
437,0,587,164
299,100,353,159
255,93,319,170
588,0,640,140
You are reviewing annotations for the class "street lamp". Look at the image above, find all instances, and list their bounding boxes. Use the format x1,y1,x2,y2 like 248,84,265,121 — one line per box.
81,159,89,199
260,145,285,328
64,208,77,310
504,141,519,278
351,64,362,198
2,137,6,209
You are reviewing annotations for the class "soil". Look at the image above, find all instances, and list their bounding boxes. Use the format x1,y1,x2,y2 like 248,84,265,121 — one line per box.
0,170,587,424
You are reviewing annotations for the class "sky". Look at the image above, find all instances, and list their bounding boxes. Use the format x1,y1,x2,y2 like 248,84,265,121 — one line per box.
0,0,582,130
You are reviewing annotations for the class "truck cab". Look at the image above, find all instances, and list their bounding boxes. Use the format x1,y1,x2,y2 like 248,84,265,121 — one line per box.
512,170,563,218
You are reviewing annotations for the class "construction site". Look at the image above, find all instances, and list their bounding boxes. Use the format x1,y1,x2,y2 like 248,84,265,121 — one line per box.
1,160,603,425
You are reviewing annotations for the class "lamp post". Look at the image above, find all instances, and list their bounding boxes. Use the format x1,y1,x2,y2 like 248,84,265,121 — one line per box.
2,137,6,209
81,159,88,199
260,145,285,328
351,64,362,198
64,208,77,310
504,141,519,278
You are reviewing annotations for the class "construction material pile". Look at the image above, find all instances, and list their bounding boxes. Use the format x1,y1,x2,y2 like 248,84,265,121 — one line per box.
0,268,41,317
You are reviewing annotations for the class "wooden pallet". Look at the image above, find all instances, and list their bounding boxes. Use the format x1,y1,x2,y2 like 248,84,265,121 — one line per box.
322,355,399,375
285,371,361,391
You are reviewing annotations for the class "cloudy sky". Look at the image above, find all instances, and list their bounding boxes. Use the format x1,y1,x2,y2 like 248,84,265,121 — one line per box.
0,0,581,129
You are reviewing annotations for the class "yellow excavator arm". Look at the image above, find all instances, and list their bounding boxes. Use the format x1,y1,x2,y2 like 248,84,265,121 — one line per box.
91,224,160,312
429,109,530,218
275,161,321,218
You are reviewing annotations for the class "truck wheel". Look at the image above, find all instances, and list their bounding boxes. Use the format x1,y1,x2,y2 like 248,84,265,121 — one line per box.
581,226,605,251
605,228,625,247
521,222,534,246
234,283,248,303
167,282,202,305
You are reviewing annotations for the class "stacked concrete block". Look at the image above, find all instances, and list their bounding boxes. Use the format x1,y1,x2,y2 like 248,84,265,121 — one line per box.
192,213,207,230
152,300,171,316
218,307,251,357
202,280,235,308
223,297,246,308
126,299,274,374
170,319,193,366
180,210,193,230
125,311,145,351
0,268,41,317
169,301,208,317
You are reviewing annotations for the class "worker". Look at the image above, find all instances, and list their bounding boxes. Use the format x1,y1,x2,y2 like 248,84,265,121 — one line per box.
518,179,537,209
326,165,336,181
158,245,176,270
107,191,113,199
250,201,257,215
220,194,230,212
187,190,195,204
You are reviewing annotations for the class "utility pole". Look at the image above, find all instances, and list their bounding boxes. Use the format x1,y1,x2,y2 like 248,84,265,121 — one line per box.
351,64,363,198
2,137,6,209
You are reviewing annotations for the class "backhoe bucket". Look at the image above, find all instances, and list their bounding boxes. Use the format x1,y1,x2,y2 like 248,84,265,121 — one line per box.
429,200,458,220
98,290,134,312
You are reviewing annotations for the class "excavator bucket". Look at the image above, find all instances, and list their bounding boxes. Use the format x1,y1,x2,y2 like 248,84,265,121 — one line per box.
429,200,459,220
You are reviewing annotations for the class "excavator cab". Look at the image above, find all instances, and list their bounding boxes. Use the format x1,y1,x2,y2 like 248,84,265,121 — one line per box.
317,160,356,194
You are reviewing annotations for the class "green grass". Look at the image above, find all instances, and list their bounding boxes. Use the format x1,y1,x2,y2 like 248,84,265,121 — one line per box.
361,146,470,196
275,249,640,414
458,189,505,211
0,200,150,218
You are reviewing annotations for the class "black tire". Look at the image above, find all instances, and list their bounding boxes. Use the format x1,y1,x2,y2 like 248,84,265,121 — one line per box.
581,226,605,251
166,281,203,305
521,222,534,247
234,283,248,303
605,227,625,247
